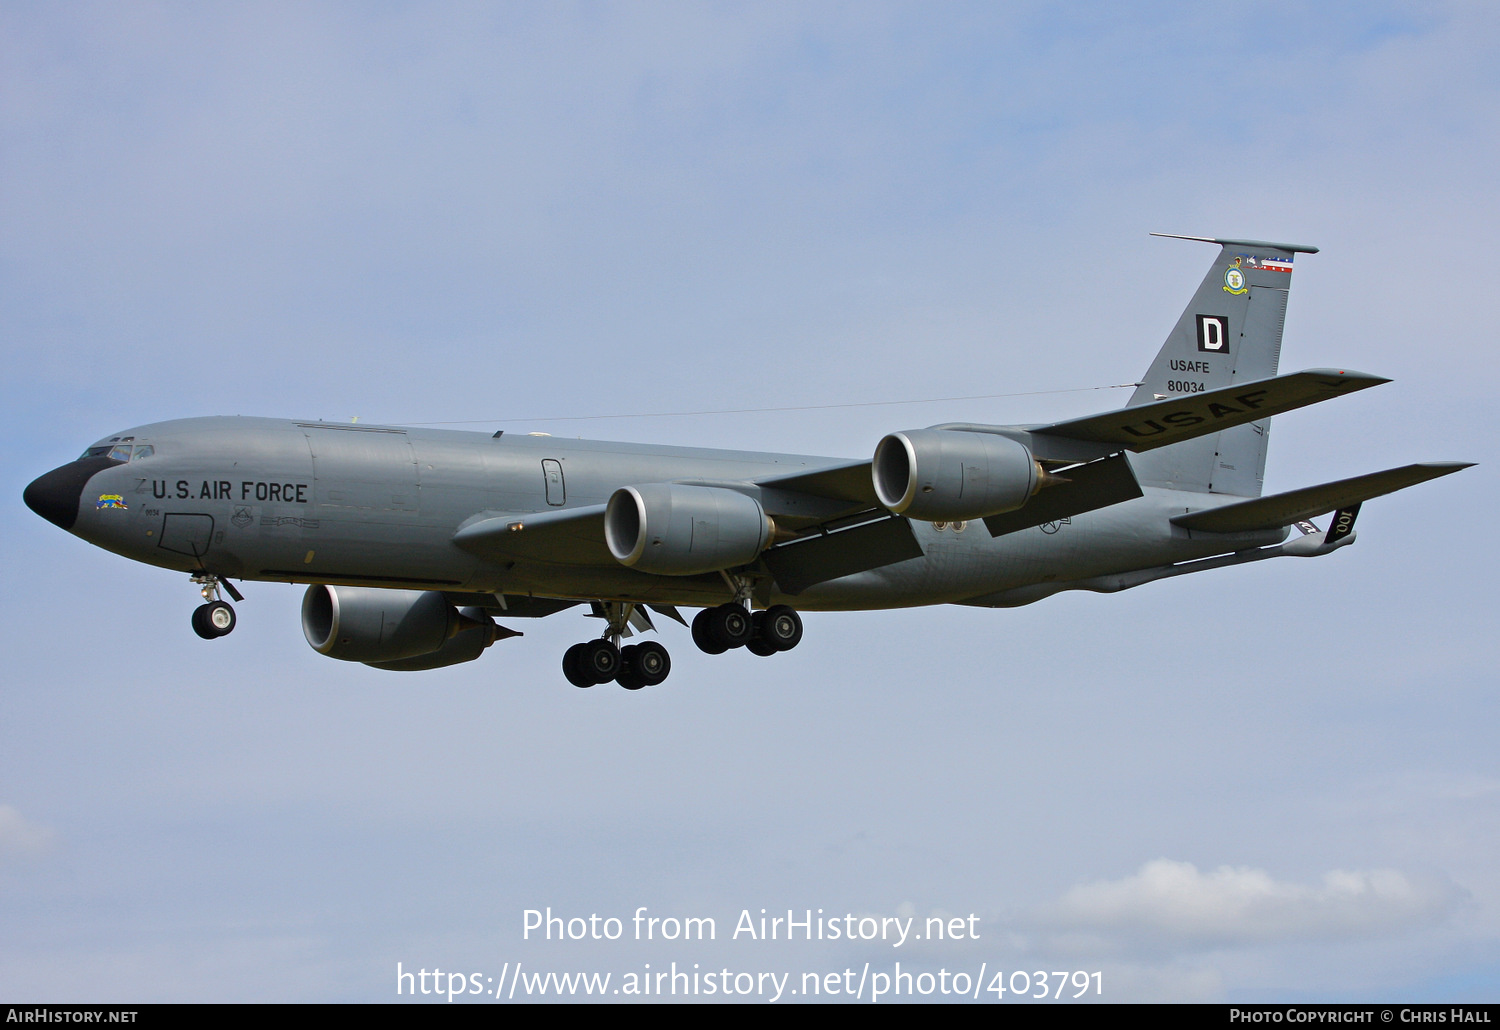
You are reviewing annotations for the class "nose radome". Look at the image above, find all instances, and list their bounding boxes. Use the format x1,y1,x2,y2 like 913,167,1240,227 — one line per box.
24,457,120,531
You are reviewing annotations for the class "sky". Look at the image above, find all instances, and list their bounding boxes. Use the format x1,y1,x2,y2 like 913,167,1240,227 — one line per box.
1,1,1496,1004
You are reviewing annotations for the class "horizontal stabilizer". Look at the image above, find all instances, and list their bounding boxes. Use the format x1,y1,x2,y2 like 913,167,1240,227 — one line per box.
983,453,1143,537
1149,232,1320,254
1037,369,1388,453
1171,462,1474,534
762,516,922,595
452,504,612,566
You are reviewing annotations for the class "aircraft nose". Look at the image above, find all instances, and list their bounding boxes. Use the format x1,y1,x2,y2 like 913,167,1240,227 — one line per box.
24,458,116,531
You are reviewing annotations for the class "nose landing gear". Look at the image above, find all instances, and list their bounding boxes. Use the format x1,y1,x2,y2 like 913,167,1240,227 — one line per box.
191,600,236,639
189,572,242,639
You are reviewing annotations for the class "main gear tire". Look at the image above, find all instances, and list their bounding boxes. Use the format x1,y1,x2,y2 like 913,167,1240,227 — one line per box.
563,642,594,688
616,644,647,691
630,640,671,686
707,603,754,649
580,639,621,685
759,605,803,651
691,609,729,655
746,636,778,657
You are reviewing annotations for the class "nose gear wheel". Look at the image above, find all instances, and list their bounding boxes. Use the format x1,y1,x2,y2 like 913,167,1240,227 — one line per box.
188,573,239,639
191,600,236,639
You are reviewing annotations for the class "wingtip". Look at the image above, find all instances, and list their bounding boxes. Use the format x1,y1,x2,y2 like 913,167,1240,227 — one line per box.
1299,368,1392,386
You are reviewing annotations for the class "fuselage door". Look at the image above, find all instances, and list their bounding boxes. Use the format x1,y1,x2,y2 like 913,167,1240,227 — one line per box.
303,426,420,512
542,459,565,506
158,512,215,559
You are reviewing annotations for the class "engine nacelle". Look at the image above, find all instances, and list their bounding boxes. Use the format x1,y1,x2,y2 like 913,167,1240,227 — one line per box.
364,607,503,671
872,428,1041,521
301,586,500,669
604,483,772,576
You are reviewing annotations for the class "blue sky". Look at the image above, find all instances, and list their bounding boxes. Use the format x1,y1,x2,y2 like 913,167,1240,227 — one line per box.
2,1,1496,1002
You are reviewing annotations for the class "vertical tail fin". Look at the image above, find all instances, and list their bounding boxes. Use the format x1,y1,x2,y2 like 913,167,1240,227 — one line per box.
1129,234,1318,497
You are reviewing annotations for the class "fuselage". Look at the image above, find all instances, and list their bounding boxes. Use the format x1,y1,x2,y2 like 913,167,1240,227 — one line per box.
26,416,1283,611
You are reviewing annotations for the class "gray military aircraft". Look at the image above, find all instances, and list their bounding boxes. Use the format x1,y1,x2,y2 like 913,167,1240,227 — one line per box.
24,235,1471,688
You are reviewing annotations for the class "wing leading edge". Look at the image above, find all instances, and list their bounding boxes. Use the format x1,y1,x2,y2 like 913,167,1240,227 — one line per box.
1033,368,1389,455
452,504,612,566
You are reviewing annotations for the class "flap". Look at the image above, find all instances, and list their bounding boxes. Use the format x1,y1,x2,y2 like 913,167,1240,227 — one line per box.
761,516,922,595
983,453,1143,537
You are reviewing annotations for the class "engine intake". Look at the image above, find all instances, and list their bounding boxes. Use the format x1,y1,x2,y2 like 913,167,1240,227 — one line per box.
872,428,1043,521
605,483,773,576
301,585,502,669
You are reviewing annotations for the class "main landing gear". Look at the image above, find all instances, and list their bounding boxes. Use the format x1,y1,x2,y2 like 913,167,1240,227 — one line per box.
562,602,672,690
189,572,242,639
691,603,802,657
559,597,805,689
689,572,803,658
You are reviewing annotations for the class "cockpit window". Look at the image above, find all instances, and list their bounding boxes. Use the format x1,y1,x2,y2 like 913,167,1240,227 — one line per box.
80,444,154,462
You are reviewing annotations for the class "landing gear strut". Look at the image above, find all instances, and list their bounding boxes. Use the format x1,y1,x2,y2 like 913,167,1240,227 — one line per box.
189,573,240,639
561,602,672,690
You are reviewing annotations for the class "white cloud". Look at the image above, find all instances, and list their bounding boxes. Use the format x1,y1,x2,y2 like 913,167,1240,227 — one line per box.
1088,961,1225,1003
0,804,57,861
1032,859,1462,953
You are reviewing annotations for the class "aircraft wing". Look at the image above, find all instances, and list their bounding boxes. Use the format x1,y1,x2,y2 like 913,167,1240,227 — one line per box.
754,460,877,507
983,453,1142,537
751,463,923,592
762,514,923,594
1033,368,1389,454
452,504,613,565
1171,462,1474,533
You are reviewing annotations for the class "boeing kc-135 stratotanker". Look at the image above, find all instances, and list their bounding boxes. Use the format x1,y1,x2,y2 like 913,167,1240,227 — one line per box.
24,235,1472,688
